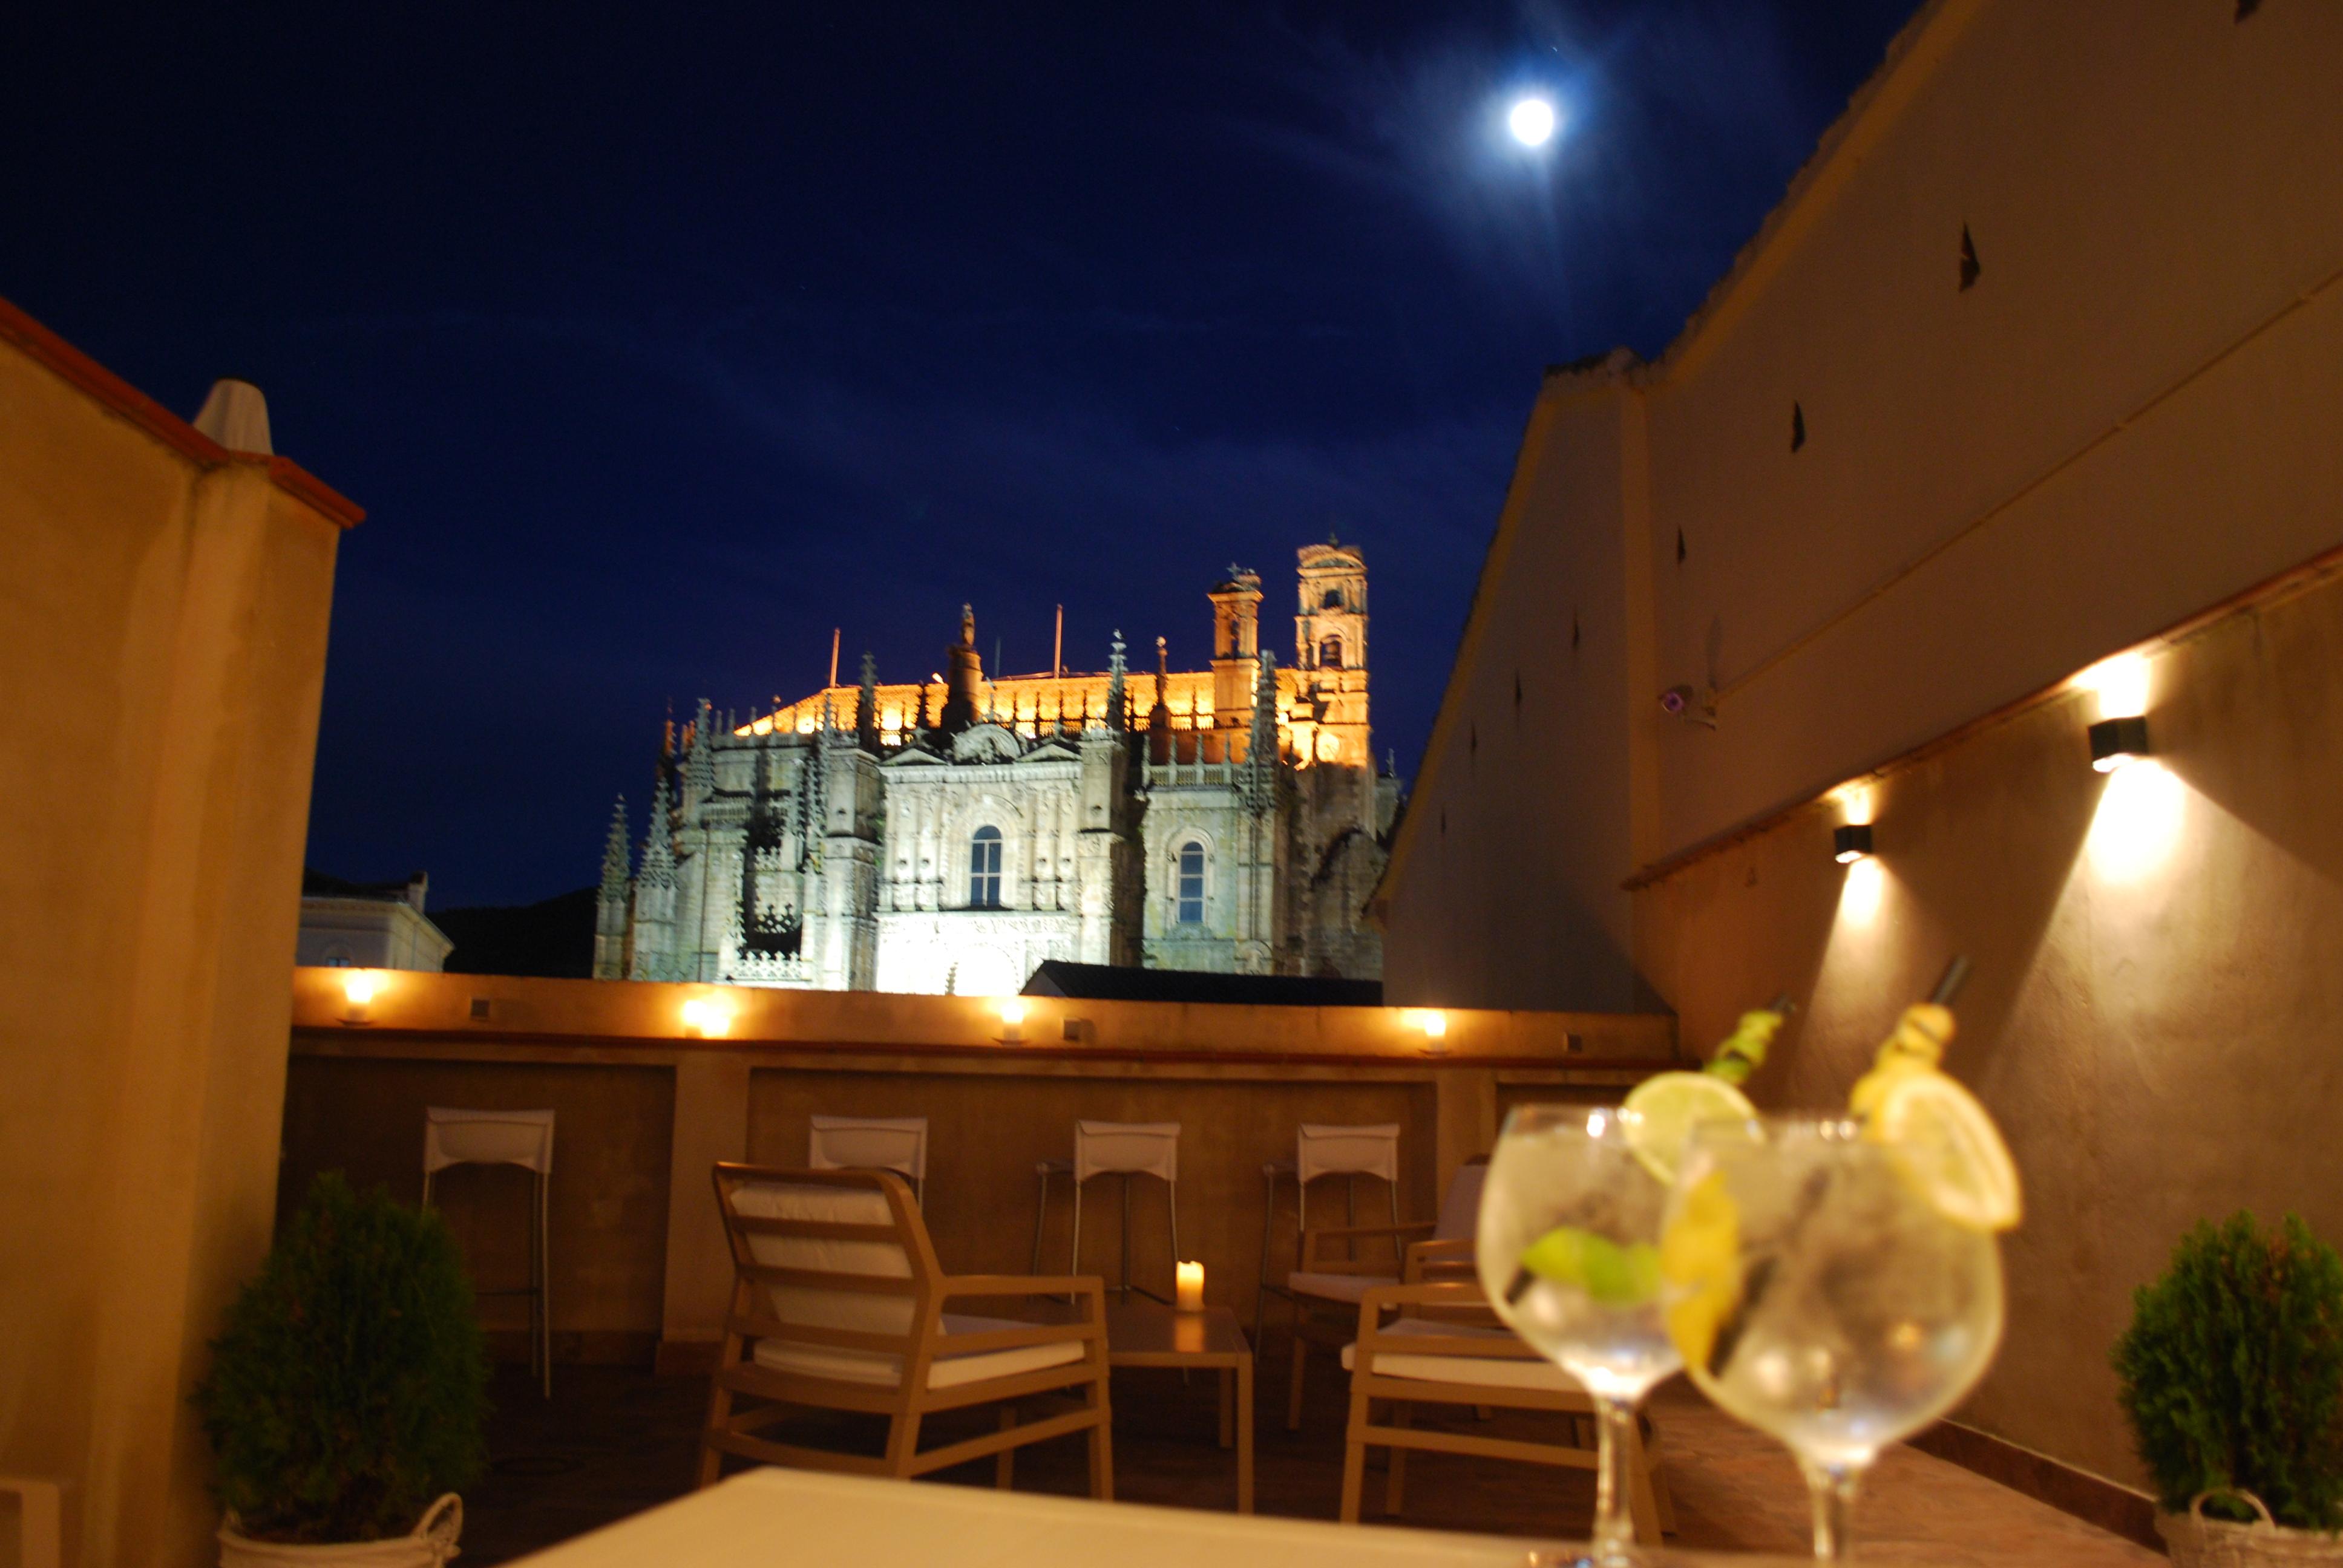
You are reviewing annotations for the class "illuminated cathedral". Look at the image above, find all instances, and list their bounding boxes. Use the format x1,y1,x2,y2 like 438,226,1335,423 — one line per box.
591,541,1400,993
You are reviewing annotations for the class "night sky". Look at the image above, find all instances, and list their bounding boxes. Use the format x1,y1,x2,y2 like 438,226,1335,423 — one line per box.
4,1,1913,909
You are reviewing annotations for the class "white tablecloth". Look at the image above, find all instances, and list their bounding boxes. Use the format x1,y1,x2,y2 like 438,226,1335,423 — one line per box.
508,1468,1813,1567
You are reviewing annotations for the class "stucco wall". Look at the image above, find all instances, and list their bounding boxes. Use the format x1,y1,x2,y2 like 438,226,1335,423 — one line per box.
0,301,355,1567
1378,0,2343,1504
1636,563,2343,1488
1384,0,2343,1011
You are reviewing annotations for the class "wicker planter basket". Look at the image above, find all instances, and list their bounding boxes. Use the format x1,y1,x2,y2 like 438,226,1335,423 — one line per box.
2158,1491,2343,1568
219,1495,461,1568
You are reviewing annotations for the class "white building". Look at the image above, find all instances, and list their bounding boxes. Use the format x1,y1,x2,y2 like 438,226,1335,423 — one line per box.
593,543,1400,993
296,871,453,972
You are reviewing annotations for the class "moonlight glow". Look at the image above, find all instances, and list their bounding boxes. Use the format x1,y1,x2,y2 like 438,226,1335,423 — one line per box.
1507,97,1558,147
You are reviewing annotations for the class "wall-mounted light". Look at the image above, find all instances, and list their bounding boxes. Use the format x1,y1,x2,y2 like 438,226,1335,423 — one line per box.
1401,1008,1449,1054
339,968,380,1026
2088,714,2152,773
680,997,732,1038
1833,824,1874,864
995,996,1027,1044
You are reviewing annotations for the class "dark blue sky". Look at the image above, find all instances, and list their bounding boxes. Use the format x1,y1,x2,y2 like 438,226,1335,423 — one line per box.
4,0,1913,908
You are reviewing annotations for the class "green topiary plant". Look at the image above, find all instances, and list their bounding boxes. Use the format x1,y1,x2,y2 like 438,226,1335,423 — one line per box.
2112,1211,2343,1530
195,1172,491,1542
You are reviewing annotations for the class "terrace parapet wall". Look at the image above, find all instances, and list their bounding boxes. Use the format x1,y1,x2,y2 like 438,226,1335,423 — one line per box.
286,970,1677,1371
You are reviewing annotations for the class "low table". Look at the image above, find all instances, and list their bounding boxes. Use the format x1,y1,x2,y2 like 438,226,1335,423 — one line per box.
1096,1298,1254,1514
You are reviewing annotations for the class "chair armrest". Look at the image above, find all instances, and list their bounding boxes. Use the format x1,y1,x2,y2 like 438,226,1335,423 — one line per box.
1301,1220,1433,1267
1403,1238,1478,1283
939,1273,1104,1301
1353,1279,1528,1351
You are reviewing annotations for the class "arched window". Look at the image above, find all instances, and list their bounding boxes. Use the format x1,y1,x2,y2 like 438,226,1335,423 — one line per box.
1321,588,1343,609
968,826,1003,909
1176,841,1207,926
1319,636,1344,669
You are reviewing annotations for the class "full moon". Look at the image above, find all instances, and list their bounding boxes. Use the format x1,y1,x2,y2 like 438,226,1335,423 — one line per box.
1507,97,1558,147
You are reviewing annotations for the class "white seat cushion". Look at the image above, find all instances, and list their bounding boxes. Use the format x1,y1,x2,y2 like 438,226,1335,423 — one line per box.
1288,1270,1394,1304
753,1312,1084,1391
1340,1316,1581,1393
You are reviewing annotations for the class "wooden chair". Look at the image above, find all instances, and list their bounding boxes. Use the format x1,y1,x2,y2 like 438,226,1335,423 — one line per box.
699,1164,1113,1498
1337,1279,1674,1542
1286,1158,1487,1428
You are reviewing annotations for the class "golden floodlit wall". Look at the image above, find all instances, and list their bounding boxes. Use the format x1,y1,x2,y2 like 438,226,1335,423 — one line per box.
0,298,358,1568
1380,0,2343,1521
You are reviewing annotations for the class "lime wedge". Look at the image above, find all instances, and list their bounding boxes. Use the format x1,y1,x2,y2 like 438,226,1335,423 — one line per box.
1622,1071,1757,1185
1518,1227,1662,1305
1864,1070,2022,1232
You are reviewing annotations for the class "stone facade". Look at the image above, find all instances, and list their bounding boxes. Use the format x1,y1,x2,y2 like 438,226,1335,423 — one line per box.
594,543,1401,993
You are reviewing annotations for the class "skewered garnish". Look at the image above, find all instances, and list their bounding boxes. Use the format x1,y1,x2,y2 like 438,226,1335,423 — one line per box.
1508,996,1794,1308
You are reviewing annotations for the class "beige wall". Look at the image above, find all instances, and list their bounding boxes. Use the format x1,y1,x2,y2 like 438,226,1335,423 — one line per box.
285,970,1677,1364
1380,0,2343,1503
1636,563,2343,1487
0,301,357,1565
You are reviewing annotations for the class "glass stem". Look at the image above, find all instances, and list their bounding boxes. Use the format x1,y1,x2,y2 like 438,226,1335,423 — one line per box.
1587,1394,1639,1563
1800,1458,1864,1560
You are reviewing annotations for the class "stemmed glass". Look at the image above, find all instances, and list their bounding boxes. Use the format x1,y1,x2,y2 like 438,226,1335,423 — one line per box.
1663,1117,2005,1559
1477,1103,1682,1566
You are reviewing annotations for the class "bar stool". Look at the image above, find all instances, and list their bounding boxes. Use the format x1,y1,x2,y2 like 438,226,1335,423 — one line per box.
1254,1122,1400,1343
808,1114,928,1206
423,1106,555,1397
1029,1120,1181,1302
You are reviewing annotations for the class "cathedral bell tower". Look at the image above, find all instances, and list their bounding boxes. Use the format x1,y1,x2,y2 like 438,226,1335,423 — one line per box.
1205,567,1262,762
1294,540,1372,814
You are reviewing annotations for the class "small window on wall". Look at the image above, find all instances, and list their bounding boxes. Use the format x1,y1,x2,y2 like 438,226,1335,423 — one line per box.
1321,589,1343,609
1176,842,1206,926
969,825,1003,909
1319,637,1344,669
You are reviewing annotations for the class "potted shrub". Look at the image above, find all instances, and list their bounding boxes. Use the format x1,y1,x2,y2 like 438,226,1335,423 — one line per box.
2113,1211,2343,1566
196,1173,490,1565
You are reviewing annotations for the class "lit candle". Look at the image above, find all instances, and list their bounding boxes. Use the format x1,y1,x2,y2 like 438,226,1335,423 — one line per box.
1176,1260,1205,1312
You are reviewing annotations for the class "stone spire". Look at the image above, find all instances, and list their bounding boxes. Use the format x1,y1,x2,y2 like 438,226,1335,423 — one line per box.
592,792,633,981
598,795,631,901
1244,648,1279,812
687,697,716,805
1103,630,1127,733
640,772,677,889
856,652,880,753
1147,636,1172,762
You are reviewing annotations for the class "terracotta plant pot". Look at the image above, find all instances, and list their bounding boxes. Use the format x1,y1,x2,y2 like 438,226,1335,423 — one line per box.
218,1495,462,1568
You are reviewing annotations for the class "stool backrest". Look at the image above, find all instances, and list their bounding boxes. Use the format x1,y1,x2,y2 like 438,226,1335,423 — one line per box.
807,1115,929,1184
424,1107,555,1176
712,1166,936,1352
1073,1120,1180,1184
1432,1158,1490,1241
1296,1122,1400,1187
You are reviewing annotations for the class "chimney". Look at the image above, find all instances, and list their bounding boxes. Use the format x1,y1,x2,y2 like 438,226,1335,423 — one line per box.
192,379,272,454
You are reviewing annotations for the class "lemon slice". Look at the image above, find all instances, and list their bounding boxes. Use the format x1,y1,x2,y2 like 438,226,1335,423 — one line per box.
1865,1071,2022,1231
1659,1170,1742,1369
1621,1071,1757,1185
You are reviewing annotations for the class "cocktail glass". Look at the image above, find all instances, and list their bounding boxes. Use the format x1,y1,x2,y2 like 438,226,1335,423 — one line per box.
1477,1103,1682,1566
1664,1117,2005,1560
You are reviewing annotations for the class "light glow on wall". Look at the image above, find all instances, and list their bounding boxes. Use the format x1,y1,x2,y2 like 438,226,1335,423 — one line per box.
680,996,733,1037
2083,759,2187,884
341,969,381,1006
1838,855,1887,924
2079,652,2152,720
